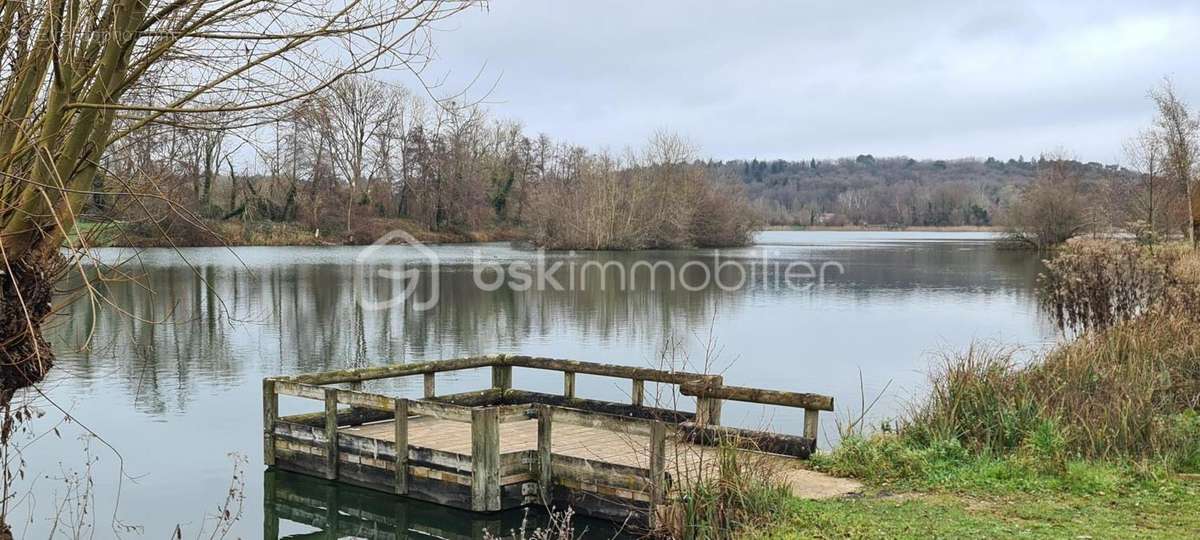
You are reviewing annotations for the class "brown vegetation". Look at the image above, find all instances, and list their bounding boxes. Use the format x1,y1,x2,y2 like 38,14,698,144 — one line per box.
0,0,480,534
524,133,760,250
1038,239,1200,331
1004,157,1094,249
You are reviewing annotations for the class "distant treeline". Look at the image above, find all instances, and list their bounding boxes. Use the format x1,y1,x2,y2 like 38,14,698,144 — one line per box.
93,74,1193,250
711,155,1125,227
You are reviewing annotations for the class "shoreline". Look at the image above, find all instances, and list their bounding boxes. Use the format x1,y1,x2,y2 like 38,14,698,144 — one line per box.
765,224,1004,233
82,222,1002,249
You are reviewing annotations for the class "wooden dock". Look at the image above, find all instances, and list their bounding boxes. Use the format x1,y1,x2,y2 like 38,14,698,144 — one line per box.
263,355,835,526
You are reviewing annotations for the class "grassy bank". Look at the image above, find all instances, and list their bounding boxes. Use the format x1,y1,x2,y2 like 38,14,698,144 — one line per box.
744,241,1200,539
754,457,1199,538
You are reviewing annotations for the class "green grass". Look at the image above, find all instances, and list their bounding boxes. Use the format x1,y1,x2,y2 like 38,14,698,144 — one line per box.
748,438,1200,539
751,484,1200,539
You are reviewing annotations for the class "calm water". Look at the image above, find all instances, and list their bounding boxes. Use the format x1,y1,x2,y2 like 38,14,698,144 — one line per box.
13,231,1056,538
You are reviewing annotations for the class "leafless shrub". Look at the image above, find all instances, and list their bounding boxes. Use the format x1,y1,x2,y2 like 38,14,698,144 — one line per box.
1005,156,1094,249
525,133,760,250
483,507,579,540
1038,239,1200,332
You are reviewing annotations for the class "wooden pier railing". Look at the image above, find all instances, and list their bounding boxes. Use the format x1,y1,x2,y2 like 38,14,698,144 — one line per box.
263,355,833,525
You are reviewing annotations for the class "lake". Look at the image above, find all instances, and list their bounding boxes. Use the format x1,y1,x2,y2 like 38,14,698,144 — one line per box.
12,231,1056,538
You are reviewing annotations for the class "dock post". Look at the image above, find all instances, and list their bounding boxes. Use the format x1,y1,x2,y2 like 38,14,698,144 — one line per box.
695,375,723,426
563,371,575,399
648,420,666,529
394,398,409,495
536,404,553,503
803,408,820,446
491,365,512,391
262,379,277,466
631,379,644,407
471,407,501,511
324,388,339,480
423,372,436,398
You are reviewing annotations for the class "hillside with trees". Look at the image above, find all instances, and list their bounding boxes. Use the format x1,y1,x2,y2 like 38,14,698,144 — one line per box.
715,155,1124,228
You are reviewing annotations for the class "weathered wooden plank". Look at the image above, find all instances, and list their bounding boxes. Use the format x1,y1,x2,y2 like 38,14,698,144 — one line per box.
492,365,512,391
495,403,535,424
263,379,278,466
563,371,576,398
409,400,473,422
273,421,328,444
546,405,653,436
680,380,834,411
424,372,436,398
505,355,711,385
428,388,505,407
502,390,695,424
537,404,552,502
499,450,534,477
394,399,408,494
804,408,821,443
649,420,666,528
336,388,395,411
284,355,501,385
276,421,477,473
695,375,724,426
549,453,652,492
281,407,393,428
678,421,816,458
471,408,501,511
324,388,339,480
275,380,325,401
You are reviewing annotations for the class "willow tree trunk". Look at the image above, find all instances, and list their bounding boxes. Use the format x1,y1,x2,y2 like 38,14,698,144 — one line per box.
0,252,61,430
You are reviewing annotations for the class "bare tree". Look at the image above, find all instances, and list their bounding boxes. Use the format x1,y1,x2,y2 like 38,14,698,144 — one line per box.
1150,79,1200,247
0,1,478,532
1115,129,1179,242
319,76,390,239
1007,156,1093,249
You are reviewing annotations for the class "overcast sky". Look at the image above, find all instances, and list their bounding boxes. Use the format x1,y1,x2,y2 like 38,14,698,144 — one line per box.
399,0,1200,164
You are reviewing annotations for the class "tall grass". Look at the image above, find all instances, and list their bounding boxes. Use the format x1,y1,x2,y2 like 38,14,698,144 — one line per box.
656,441,791,540
904,316,1200,465
834,241,1200,480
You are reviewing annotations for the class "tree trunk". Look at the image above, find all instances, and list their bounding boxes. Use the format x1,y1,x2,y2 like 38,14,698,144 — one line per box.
0,251,61,431
1191,184,1199,248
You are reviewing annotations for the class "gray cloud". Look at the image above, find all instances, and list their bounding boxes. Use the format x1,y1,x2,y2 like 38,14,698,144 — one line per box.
392,0,1200,163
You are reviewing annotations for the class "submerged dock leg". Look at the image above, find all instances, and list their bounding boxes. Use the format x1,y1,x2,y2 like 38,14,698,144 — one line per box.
324,388,339,480
262,379,277,466
537,404,553,503
649,421,666,529
394,398,409,494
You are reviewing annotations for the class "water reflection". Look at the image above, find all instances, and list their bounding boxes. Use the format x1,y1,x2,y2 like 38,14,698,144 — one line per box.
264,470,627,539
21,232,1056,538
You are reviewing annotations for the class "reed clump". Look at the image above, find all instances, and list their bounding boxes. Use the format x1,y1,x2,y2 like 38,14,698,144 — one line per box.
655,441,791,540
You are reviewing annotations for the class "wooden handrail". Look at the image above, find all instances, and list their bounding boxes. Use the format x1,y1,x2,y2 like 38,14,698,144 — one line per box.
679,381,834,411
505,355,714,385
280,355,500,385
279,355,718,387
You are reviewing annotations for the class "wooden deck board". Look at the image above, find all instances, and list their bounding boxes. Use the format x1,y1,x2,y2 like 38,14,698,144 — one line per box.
340,416,805,483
